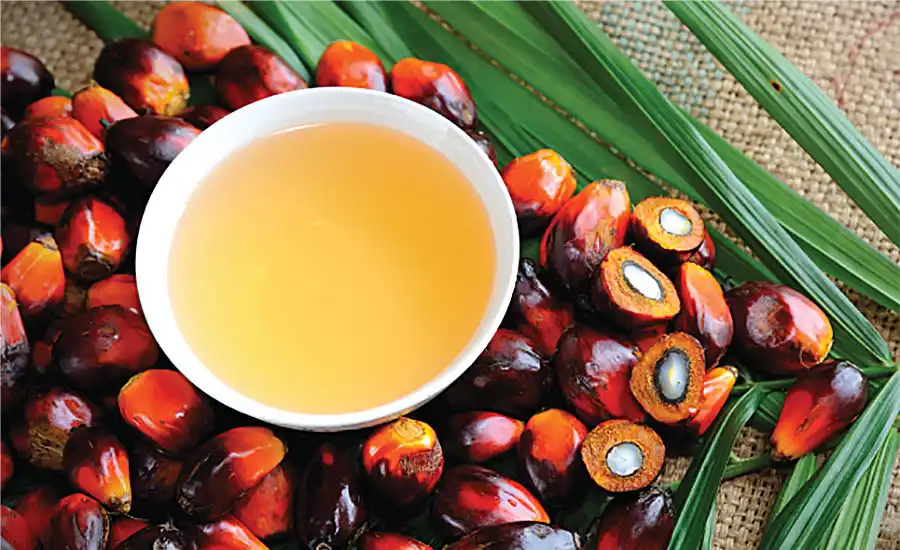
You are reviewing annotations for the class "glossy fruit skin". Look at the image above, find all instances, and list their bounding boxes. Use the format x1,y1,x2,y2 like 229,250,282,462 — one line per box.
87,274,141,314
1,116,107,200
105,115,201,207
295,442,367,549
63,428,131,513
117,525,196,550
591,487,674,550
1,283,31,410
232,461,296,541
1,108,15,136
362,417,444,508
505,258,575,357
391,58,476,129
0,441,12,489
94,39,189,116
518,409,588,505
130,443,183,516
11,387,101,471
54,306,158,393
1,47,54,116
14,485,62,549
501,150,577,236
686,231,716,270
446,522,580,550
772,360,867,460
432,465,549,539
72,83,138,139
2,505,38,550
187,514,266,549
1,233,66,321
673,263,733,368
540,180,631,294
178,426,286,521
630,197,705,265
316,40,388,91
216,45,307,110
687,366,738,436
726,281,833,375
443,411,524,464
151,2,251,71
359,532,433,550
56,197,131,281
465,129,497,167
119,369,214,455
49,494,110,550
0,221,53,265
108,518,149,549
180,105,230,130
444,329,551,418
24,95,73,119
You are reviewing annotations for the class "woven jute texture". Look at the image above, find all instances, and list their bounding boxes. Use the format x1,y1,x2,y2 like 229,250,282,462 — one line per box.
2,1,898,548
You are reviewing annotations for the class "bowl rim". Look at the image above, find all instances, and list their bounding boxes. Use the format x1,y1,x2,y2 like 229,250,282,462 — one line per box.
135,87,519,432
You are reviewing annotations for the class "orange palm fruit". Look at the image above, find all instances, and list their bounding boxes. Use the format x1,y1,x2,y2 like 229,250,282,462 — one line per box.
2,506,38,550
119,369,215,455
63,428,131,513
432,465,549,539
94,38,190,116
316,41,388,91
216,45,306,110
11,387,101,471
177,426,286,521
1,283,31,410
108,517,149,549
540,180,631,294
0,441,12,489
672,262,733,368
591,487,675,550
391,58,476,129
53,306,158,393
56,197,131,281
443,411,524,465
187,514,266,549
362,417,444,508
1,232,66,321
151,2,250,71
446,523,580,550
772,360,867,460
180,104,230,130
14,485,62,550
518,408,589,505
49,494,110,550
501,149,577,236
23,95,73,119
505,258,575,357
72,83,138,139
629,333,705,425
359,532,433,550
1,47,54,116
87,274,141,314
231,462,296,541
687,366,739,436
631,197,706,266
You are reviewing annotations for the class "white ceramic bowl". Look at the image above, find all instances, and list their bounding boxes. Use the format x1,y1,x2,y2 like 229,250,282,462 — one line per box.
136,87,519,432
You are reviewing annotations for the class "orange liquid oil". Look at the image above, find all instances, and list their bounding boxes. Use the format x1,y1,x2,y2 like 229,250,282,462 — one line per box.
169,123,496,414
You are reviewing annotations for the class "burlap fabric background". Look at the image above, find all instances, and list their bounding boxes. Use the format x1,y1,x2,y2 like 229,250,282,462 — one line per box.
1,1,898,548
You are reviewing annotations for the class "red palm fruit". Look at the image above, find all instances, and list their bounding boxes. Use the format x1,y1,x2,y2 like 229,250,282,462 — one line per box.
87,274,141,314
465,129,497,168
216,45,307,110
1,116,107,200
56,197,131,281
31,318,64,374
131,442,183,512
540,180,631,294
443,412,524,464
0,441,12,488
359,532,433,550
316,40,388,91
518,409,588,505
14,485,63,549
49,494,110,550
505,258,575,357
107,518,149,549
72,83,138,140
54,306,158,393
772,360,867,460
295,442,367,549
1,221,51,265
180,105,230,130
630,197,706,266
2,108,15,136
231,462,296,541
391,58,476,129
94,39,189,116
1,283,31,410
11,387,101,470
591,487,675,550
63,428,131,513
105,115,201,206
501,150,577,236
177,426,286,521
444,329,551,418
432,465,549,539
686,230,716,270
446,523,580,550
1,232,66,321
1,47,54,116
673,262,732,368
687,366,738,436
119,369,215,455
726,281,833,375
117,525,194,550
187,514,266,549
23,96,73,119
362,417,444,508
554,325,645,425
34,198,72,226
2,506,38,550
151,2,251,71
